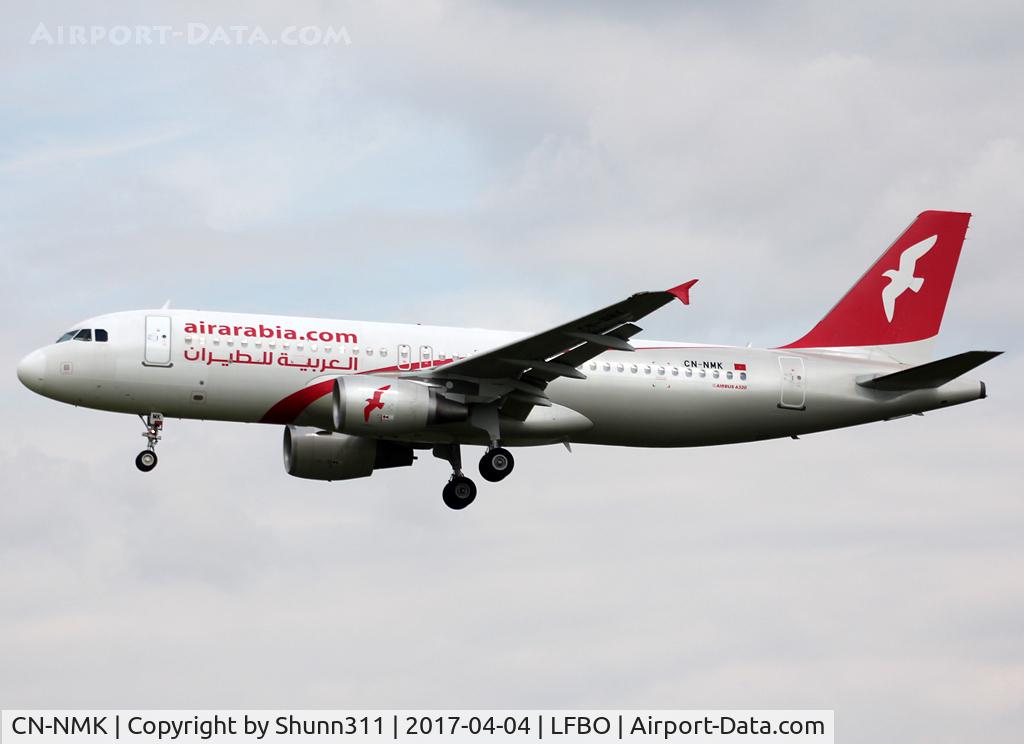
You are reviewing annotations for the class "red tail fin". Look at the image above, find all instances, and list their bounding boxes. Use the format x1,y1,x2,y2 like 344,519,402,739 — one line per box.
783,211,970,350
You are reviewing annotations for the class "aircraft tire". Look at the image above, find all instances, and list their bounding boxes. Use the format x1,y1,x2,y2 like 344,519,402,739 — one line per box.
135,450,158,472
443,476,477,509
479,447,514,482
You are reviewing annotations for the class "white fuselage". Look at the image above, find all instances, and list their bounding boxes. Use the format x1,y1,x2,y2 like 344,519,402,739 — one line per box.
17,308,985,448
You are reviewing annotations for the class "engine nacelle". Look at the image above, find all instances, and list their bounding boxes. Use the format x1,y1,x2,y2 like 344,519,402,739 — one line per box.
333,375,468,435
283,426,414,481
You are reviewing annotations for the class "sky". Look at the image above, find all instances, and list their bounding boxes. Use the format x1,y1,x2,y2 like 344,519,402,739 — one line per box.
1,2,1022,741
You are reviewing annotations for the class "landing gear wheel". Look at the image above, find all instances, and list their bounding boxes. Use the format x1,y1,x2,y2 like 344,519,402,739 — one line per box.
135,450,158,472
137,412,164,472
443,475,477,510
479,447,514,482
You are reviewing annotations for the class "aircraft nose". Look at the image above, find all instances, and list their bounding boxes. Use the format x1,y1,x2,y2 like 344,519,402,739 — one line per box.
17,349,46,393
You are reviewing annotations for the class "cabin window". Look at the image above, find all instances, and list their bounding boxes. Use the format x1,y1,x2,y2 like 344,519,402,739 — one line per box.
380,348,388,357
671,367,678,376
73,329,92,342
643,365,652,374
726,370,733,380
712,369,720,379
740,372,747,381
589,362,597,370
699,369,706,378
616,363,624,372
366,347,374,357
602,362,611,371
95,329,109,342
630,364,638,374
657,366,666,375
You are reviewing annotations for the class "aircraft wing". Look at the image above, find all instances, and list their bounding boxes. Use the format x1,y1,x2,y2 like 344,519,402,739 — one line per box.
405,280,697,415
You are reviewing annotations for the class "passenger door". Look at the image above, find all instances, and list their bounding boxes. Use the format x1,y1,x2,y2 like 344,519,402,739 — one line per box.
778,356,806,409
144,316,172,366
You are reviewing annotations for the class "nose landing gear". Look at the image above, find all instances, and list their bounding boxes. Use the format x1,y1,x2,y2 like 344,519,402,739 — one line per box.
135,450,158,472
136,412,163,472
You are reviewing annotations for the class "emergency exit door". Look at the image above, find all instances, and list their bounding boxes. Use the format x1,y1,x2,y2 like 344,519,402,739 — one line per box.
144,316,172,366
419,345,433,369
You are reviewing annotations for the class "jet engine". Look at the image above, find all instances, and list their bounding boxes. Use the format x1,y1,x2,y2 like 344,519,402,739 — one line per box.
283,426,414,481
332,376,468,435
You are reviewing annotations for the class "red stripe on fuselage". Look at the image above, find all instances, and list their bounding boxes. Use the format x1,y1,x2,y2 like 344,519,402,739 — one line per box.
258,359,455,424
259,379,335,424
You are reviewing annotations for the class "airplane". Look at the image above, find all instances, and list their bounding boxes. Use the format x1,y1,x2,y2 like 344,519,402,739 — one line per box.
16,210,1001,509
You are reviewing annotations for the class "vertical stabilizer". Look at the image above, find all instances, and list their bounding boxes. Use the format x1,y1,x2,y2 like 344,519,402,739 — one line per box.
782,210,970,363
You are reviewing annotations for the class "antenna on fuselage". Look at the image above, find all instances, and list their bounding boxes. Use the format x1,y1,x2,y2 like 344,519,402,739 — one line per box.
161,300,171,310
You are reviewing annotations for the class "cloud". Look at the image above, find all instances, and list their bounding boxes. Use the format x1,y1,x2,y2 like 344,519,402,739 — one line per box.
0,125,196,173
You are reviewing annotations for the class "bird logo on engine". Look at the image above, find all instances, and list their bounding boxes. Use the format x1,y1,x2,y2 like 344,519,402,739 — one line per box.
363,384,391,422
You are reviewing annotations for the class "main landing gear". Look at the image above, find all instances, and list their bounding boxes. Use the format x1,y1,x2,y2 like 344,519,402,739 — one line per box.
443,476,477,510
135,412,163,472
435,444,477,510
479,447,514,482
434,444,517,510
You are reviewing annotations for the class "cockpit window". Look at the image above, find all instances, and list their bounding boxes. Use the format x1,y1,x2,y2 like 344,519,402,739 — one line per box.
73,329,92,342
95,329,109,342
56,330,78,343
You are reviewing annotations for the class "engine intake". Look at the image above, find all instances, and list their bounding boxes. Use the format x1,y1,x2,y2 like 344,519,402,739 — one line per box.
332,376,468,435
283,426,413,481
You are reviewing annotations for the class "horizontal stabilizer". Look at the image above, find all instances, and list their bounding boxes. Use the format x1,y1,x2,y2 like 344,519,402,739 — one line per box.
858,351,1002,391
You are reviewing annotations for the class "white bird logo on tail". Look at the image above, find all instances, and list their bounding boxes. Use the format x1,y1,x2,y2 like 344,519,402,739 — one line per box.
881,235,937,322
